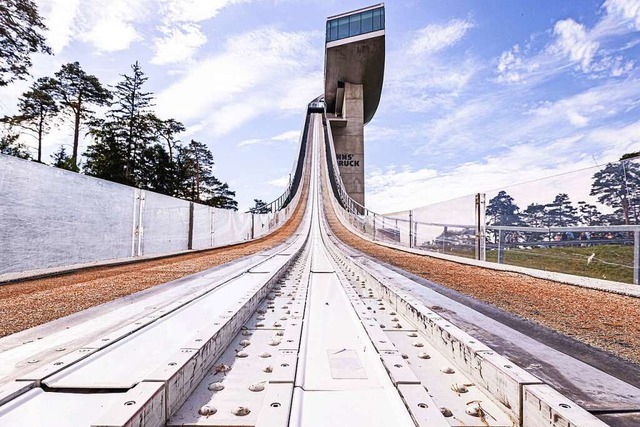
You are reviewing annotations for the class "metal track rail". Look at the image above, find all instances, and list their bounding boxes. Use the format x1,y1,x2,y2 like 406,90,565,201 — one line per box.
0,114,635,426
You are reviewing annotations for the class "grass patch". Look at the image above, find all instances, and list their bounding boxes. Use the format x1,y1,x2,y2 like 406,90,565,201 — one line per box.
485,244,634,283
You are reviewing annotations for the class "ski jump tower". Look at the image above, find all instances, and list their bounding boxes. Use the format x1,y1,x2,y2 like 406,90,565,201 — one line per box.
324,4,385,209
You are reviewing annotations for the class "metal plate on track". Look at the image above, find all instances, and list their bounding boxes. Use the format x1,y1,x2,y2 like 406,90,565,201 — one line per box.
0,388,123,427
43,274,268,389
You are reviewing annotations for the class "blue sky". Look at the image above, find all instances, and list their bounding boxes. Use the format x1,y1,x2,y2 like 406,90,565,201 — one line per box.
1,0,639,212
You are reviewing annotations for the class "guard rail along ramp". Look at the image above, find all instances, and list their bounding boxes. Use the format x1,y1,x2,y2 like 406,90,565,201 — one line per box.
0,110,636,426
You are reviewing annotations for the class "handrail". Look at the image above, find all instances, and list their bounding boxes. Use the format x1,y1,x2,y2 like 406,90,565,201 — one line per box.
488,224,640,233
322,114,372,216
264,111,312,213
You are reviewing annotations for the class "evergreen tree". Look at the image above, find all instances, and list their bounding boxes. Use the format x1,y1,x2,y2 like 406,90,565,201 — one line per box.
545,193,579,226
152,116,185,161
176,140,238,210
522,203,547,227
50,145,77,171
577,201,602,226
0,129,30,158
590,161,640,225
485,191,522,226
83,121,129,184
6,77,59,162
107,61,155,180
621,152,640,161
0,0,51,86
250,199,270,214
208,180,238,211
52,62,112,168
176,139,215,201
137,143,177,194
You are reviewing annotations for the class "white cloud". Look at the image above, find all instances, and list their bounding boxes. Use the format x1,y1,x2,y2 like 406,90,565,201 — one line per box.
520,79,639,135
76,0,149,52
609,56,635,76
409,19,474,55
603,0,640,31
237,130,300,147
151,24,207,64
209,100,266,137
37,0,81,53
155,27,322,134
272,130,300,142
383,19,480,114
152,0,253,64
158,0,248,23
268,175,290,188
277,72,323,113
412,100,492,156
495,1,640,83
367,118,640,214
497,45,524,83
80,18,142,52
551,19,599,71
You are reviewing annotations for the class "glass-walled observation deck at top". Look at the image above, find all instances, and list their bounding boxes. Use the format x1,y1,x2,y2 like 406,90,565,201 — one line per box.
326,5,385,43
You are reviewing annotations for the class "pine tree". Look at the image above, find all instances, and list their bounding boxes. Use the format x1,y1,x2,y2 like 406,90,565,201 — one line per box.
486,191,522,226
208,180,238,211
6,77,59,162
50,145,77,171
176,140,238,210
522,203,547,227
577,201,602,226
545,193,579,227
250,199,271,214
107,61,155,180
52,62,112,168
152,116,185,161
0,0,51,86
0,129,30,158
83,121,129,184
590,161,640,225
137,143,177,194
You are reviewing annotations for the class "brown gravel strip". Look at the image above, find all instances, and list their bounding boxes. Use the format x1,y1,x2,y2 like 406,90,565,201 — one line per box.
323,199,640,365
0,182,308,338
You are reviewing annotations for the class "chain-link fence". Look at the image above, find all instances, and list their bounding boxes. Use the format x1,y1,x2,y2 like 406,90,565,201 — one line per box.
323,112,640,284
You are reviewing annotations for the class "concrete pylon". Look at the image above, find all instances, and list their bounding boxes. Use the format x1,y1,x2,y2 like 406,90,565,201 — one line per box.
330,82,365,209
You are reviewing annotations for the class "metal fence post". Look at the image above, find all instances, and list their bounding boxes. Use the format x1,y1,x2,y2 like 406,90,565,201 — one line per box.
409,211,413,248
373,213,376,241
442,226,447,253
210,208,215,247
187,202,194,250
498,229,504,264
137,190,145,257
634,229,639,285
131,188,140,257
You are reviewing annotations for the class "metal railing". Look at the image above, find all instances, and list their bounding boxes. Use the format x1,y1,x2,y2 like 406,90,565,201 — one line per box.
265,113,311,214
320,111,640,285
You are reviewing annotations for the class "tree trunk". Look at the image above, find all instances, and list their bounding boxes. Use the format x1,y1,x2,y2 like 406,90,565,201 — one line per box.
37,109,43,163
72,92,82,168
623,197,630,225
195,155,200,201
72,109,80,166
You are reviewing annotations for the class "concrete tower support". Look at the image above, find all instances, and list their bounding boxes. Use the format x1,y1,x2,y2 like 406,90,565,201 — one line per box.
331,82,365,207
324,4,385,210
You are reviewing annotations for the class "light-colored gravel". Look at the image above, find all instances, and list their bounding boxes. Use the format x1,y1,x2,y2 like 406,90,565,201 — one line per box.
0,183,308,338
323,199,640,365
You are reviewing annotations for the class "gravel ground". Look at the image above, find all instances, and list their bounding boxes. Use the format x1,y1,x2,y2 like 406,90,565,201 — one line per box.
0,183,308,338
323,201,640,365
